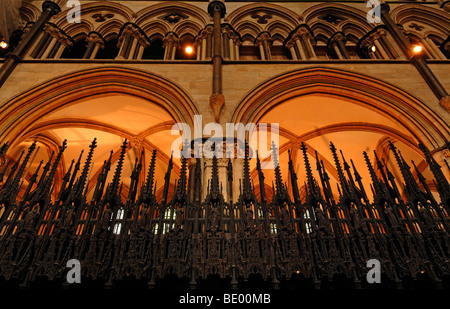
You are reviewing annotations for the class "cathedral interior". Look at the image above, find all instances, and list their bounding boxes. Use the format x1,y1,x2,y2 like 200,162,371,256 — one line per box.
0,0,449,291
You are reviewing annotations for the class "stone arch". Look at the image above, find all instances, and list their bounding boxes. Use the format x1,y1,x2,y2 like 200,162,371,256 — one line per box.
391,4,450,38
231,67,449,150
53,1,134,29
141,20,170,40
231,67,449,202
173,20,204,38
19,1,41,23
303,3,373,34
225,3,302,29
95,19,124,40
0,66,199,145
135,2,210,30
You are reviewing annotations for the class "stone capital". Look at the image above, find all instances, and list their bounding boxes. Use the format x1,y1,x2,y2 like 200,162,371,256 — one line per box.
42,1,61,16
380,3,391,15
87,32,105,48
208,1,226,18
328,32,346,45
254,32,272,45
163,32,180,47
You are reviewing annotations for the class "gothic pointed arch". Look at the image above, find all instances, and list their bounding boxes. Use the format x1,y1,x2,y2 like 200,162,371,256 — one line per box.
225,2,302,30
0,66,199,145
391,4,450,38
303,3,373,34
134,1,210,30
231,67,449,149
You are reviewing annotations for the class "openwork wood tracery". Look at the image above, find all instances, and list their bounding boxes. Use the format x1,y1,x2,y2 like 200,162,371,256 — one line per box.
0,138,449,289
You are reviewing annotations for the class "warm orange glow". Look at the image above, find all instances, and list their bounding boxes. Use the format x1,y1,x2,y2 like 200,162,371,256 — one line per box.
370,45,376,52
412,45,422,53
185,46,193,54
0,40,8,49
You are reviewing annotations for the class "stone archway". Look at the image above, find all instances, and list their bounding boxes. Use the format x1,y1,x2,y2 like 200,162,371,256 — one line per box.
231,67,449,202
231,66,449,149
0,66,199,202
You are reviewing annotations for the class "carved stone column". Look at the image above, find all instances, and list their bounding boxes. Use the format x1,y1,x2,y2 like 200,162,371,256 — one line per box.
423,36,446,60
116,28,132,60
83,32,104,59
0,1,61,86
208,0,226,122
222,24,239,60
328,32,349,59
380,3,450,113
163,32,179,60
136,34,150,60
359,28,392,59
116,24,150,60
255,31,272,61
195,25,213,61
285,26,316,60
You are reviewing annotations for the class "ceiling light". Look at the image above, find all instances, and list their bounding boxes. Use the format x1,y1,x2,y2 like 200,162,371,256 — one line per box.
412,45,422,54
185,45,193,55
0,40,8,49
370,45,376,52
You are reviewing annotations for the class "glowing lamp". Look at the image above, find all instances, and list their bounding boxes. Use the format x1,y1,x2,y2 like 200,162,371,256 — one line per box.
185,46,193,54
412,45,422,54
0,40,8,49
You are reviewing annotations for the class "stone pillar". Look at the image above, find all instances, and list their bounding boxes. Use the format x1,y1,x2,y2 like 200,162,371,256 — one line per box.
196,25,213,61
424,37,446,60
116,32,131,60
332,33,350,59
41,36,57,59
54,35,71,59
285,26,316,60
378,29,400,59
35,23,66,59
221,24,238,61
380,3,450,112
163,32,179,60
286,42,298,60
255,32,272,60
208,0,226,122
116,24,149,60
301,31,316,59
83,32,104,59
373,37,389,59
0,1,61,87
